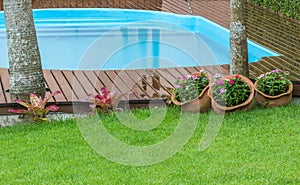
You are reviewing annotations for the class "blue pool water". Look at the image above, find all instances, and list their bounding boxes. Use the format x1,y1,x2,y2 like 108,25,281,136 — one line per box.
0,8,278,70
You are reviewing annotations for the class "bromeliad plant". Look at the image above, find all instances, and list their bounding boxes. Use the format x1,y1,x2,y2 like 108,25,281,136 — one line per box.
82,87,130,114
211,74,251,107
255,69,292,96
8,91,61,122
173,71,209,102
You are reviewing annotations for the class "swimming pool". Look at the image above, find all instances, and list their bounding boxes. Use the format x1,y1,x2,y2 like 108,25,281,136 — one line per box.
0,8,278,70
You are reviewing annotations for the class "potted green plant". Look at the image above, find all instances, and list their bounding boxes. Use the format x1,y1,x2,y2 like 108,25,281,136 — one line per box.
171,71,211,112
254,69,293,106
209,74,254,114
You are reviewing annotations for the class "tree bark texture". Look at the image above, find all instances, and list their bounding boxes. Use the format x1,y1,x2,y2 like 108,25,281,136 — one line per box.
4,0,45,100
230,0,249,77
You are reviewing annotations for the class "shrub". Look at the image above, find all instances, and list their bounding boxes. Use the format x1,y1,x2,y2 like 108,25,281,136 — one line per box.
249,0,300,21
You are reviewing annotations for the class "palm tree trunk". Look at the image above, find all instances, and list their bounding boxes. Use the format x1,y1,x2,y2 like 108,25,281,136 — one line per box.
3,0,45,100
230,0,249,77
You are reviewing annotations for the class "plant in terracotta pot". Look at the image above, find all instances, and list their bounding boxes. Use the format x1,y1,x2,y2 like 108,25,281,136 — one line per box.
254,69,293,106
209,74,254,114
171,70,211,112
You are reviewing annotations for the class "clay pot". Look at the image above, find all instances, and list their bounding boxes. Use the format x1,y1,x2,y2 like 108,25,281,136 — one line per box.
209,74,255,114
254,82,293,107
171,72,211,113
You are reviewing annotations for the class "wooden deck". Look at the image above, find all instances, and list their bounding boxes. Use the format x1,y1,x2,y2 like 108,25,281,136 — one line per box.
162,0,230,28
1,0,300,114
0,65,230,114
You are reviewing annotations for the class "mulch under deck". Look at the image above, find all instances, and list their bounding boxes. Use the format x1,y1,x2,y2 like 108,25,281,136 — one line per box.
0,0,299,114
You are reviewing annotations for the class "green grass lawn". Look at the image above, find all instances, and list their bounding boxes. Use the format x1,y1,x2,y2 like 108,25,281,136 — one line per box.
1,103,300,184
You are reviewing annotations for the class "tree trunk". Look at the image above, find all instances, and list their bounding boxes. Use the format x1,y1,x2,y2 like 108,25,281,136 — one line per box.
3,0,45,100
230,0,249,77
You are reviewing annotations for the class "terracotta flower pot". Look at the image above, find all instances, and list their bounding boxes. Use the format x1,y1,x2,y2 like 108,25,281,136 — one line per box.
254,81,293,107
171,72,211,113
209,74,255,114
171,85,211,113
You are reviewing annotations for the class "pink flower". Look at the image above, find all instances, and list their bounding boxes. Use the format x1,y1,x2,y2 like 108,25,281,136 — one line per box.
271,69,280,73
175,85,180,89
95,87,112,105
258,74,265,79
47,105,60,112
219,88,226,94
183,75,191,80
217,80,224,85
229,80,234,85
214,73,221,79
100,87,110,95
192,75,198,80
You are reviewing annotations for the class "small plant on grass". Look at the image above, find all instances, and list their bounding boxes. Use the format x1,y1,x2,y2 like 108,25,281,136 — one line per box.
255,69,292,96
8,91,61,122
82,87,130,114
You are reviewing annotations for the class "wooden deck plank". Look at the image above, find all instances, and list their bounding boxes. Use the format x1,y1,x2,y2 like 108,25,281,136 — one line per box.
148,69,174,96
164,68,184,81
184,66,200,74
110,70,143,100
174,67,192,76
133,69,172,98
112,70,141,100
125,70,153,99
247,30,297,58
260,57,300,81
62,70,87,100
134,69,164,99
219,65,230,75
83,70,105,92
43,70,67,102
93,70,131,100
51,70,74,101
0,68,11,103
198,65,227,76
155,68,176,88
0,80,6,103
162,0,230,28
162,0,190,15
104,70,137,100
73,70,98,96
94,70,115,91
144,69,172,98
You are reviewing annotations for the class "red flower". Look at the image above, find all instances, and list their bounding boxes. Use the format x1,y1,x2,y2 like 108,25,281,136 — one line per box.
235,75,240,79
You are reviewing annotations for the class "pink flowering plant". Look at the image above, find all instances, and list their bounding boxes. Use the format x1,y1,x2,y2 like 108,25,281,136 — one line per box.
255,69,291,96
8,91,61,122
173,71,209,102
82,87,130,113
211,74,251,107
